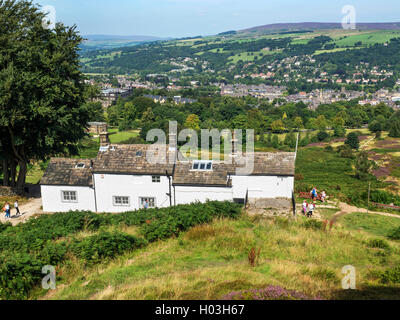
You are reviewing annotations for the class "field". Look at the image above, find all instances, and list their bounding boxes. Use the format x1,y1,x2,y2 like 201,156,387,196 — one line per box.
36,210,400,300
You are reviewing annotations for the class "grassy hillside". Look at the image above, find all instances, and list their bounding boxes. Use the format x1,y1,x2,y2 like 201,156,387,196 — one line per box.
38,211,400,300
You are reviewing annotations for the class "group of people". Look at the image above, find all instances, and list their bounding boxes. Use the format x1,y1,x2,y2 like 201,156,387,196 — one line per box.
302,187,328,218
302,200,316,217
3,200,20,219
310,187,327,203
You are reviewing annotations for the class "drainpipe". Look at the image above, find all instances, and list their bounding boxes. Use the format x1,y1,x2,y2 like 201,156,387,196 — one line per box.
91,161,98,213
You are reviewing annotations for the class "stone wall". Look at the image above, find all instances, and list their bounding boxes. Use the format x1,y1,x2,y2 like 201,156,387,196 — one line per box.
0,186,18,197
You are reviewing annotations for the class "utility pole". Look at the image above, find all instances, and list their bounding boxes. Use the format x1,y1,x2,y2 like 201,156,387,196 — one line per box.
295,132,300,159
367,182,371,214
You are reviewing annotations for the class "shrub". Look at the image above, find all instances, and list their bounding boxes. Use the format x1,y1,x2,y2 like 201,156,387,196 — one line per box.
302,219,323,230
0,221,12,233
317,131,329,142
345,132,360,150
388,227,400,240
378,266,400,284
366,238,391,250
71,231,146,263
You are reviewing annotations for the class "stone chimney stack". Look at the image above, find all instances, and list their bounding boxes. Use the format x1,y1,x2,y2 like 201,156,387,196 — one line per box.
232,130,238,157
99,132,110,147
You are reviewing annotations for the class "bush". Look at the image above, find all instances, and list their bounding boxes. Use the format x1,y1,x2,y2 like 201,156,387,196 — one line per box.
71,231,146,264
366,238,391,250
302,219,323,230
337,144,354,159
378,266,400,284
388,227,400,240
317,131,329,142
345,132,360,150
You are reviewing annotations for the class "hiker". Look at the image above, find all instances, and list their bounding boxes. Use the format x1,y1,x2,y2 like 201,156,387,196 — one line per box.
307,202,315,218
321,191,327,203
302,200,308,215
14,200,20,216
4,202,10,219
144,199,149,209
310,187,318,202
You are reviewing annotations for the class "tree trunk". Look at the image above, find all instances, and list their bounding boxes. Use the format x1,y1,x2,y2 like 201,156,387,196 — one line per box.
16,161,27,194
10,159,17,188
2,158,10,186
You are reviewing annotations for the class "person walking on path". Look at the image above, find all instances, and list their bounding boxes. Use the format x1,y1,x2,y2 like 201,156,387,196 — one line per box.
310,187,318,202
302,200,308,215
307,202,315,218
14,200,21,216
4,202,10,219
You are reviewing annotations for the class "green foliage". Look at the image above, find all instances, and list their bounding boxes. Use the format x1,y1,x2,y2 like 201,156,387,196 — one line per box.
0,0,89,190
388,227,400,240
388,118,400,138
316,131,329,142
302,219,323,231
355,151,374,180
71,231,146,264
378,266,400,284
0,201,242,299
366,239,391,250
345,132,360,150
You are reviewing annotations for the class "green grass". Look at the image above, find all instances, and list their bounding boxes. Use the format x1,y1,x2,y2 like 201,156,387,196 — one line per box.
340,212,400,238
295,147,382,205
39,214,400,300
108,129,139,144
332,31,400,47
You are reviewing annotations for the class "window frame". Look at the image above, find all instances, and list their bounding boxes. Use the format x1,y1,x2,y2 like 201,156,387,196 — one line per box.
139,197,156,209
191,160,213,171
152,175,161,183
61,191,78,203
113,196,130,207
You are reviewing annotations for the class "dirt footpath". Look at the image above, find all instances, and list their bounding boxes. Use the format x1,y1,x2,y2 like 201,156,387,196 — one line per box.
0,198,46,226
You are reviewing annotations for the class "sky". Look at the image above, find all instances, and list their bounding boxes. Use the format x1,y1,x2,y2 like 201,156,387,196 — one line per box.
34,0,400,38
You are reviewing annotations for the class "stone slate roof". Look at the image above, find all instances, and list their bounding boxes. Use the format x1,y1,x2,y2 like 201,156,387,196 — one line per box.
93,144,178,175
173,161,231,187
40,158,93,187
229,152,296,176
41,146,295,187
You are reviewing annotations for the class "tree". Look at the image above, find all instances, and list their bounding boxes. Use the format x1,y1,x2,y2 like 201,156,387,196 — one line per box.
294,117,304,130
389,119,400,138
270,119,285,133
85,102,105,122
369,120,382,133
0,0,89,191
272,135,280,148
345,132,360,150
184,114,201,131
355,151,373,180
315,115,328,131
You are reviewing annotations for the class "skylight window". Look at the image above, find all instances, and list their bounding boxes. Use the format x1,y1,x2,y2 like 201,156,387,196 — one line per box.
75,163,85,169
192,161,213,171
136,150,143,157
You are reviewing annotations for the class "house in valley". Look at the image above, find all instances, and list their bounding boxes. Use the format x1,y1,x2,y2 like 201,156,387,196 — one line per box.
40,135,295,213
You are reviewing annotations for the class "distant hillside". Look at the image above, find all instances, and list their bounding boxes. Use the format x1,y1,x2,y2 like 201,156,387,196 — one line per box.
84,34,167,42
81,34,168,52
241,22,400,33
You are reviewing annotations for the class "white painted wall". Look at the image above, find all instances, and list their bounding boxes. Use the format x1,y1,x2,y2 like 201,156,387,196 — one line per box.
174,186,233,205
231,175,294,199
94,174,171,212
41,185,96,212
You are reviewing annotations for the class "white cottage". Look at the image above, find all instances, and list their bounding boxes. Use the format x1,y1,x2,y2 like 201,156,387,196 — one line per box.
40,141,295,213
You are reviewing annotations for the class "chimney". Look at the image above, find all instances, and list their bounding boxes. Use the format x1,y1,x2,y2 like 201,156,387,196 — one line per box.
232,130,238,157
99,132,110,147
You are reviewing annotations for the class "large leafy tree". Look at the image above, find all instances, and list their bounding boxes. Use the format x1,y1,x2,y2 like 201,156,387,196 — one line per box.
0,0,89,191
